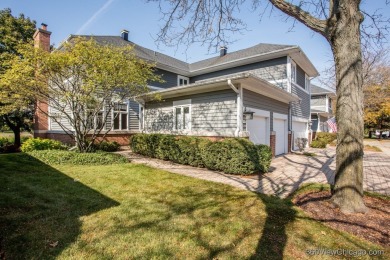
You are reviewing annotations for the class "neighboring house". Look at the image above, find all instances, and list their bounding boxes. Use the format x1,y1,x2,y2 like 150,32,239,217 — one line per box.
310,84,336,139
34,25,319,156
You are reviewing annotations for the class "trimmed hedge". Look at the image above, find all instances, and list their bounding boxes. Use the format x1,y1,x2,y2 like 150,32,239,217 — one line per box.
316,132,337,144
26,150,128,165
310,132,337,148
21,138,67,152
310,140,327,148
130,134,272,175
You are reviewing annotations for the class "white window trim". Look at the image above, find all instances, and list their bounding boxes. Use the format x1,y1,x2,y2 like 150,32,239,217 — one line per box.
305,74,310,90
173,99,192,131
286,56,292,93
177,75,189,86
112,101,129,131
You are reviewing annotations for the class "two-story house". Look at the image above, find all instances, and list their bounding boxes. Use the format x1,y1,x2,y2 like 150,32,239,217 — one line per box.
34,26,318,156
310,84,336,139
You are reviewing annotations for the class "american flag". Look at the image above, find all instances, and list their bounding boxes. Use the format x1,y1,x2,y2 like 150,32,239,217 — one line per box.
326,117,337,132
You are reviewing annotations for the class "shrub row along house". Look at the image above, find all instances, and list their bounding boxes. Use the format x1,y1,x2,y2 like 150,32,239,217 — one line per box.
33,25,319,156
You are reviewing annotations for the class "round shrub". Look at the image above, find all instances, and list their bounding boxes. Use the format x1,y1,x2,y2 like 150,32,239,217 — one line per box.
21,138,67,152
200,138,261,175
176,137,205,167
155,135,180,161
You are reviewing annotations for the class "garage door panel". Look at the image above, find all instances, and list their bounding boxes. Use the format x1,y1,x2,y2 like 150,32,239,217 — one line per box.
247,116,269,145
292,121,307,150
274,119,286,155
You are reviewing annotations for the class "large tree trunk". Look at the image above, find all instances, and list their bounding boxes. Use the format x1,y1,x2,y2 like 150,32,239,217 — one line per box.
3,115,21,148
330,2,367,213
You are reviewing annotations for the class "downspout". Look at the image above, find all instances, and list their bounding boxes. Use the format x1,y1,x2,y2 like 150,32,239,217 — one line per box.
228,79,242,137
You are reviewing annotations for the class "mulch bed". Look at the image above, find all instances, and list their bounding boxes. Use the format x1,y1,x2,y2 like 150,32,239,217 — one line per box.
293,191,390,246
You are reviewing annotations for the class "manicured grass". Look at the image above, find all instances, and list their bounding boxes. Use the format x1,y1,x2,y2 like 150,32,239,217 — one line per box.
0,131,32,139
0,153,388,259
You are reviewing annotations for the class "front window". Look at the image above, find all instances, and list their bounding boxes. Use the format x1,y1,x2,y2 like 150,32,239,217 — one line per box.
113,102,128,130
173,99,191,130
86,109,104,130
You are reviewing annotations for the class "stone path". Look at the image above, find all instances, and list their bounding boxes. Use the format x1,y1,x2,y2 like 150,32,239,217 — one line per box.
118,146,390,198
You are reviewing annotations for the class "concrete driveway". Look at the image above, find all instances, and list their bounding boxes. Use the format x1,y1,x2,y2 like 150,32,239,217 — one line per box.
120,142,390,198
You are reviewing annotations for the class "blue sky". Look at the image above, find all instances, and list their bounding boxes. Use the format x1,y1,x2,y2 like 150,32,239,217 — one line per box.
1,0,389,84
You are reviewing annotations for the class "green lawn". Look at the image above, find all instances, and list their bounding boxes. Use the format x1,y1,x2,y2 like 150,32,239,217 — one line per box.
0,131,32,139
0,153,387,259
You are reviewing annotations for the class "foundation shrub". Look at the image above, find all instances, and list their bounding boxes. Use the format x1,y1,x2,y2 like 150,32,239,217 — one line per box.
130,134,272,175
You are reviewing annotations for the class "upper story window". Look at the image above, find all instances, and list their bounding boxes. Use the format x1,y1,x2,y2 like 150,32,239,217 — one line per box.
113,102,128,130
173,99,191,130
291,62,297,83
178,75,189,86
305,75,310,90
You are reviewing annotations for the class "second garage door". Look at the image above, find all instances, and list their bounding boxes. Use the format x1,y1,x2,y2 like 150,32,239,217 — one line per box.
292,121,308,150
274,118,287,155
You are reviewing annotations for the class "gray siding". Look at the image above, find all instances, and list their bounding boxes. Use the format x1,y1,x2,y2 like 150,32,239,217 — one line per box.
129,100,140,130
291,83,310,119
190,57,288,90
149,68,179,89
49,102,73,131
243,89,289,131
144,89,237,135
296,64,306,89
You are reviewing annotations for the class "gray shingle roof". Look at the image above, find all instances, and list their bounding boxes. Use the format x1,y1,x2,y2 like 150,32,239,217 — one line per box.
63,35,296,74
65,35,190,72
311,84,335,95
189,43,295,71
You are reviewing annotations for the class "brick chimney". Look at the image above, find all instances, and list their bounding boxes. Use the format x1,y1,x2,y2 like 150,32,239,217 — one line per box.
33,23,51,138
33,23,51,52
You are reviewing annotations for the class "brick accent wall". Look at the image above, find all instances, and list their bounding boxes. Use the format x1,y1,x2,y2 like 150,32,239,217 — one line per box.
270,132,276,158
95,134,133,146
33,101,49,137
288,131,292,153
46,133,74,145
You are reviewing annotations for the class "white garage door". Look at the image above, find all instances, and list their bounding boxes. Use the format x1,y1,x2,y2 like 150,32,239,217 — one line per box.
274,119,287,155
247,116,269,145
292,121,308,150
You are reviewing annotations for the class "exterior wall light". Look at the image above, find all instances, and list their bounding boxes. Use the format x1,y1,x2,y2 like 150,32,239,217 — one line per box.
243,109,255,120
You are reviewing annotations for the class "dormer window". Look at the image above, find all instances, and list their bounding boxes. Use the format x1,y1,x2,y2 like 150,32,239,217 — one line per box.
178,75,189,86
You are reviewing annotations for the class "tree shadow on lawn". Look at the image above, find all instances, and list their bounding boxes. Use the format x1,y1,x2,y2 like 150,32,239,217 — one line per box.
0,153,119,259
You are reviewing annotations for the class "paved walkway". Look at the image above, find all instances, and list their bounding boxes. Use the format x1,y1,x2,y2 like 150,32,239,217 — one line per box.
119,146,390,198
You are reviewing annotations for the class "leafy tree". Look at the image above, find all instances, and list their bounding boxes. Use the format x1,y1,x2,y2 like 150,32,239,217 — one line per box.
0,8,36,148
1,38,161,152
364,64,390,138
150,0,389,213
